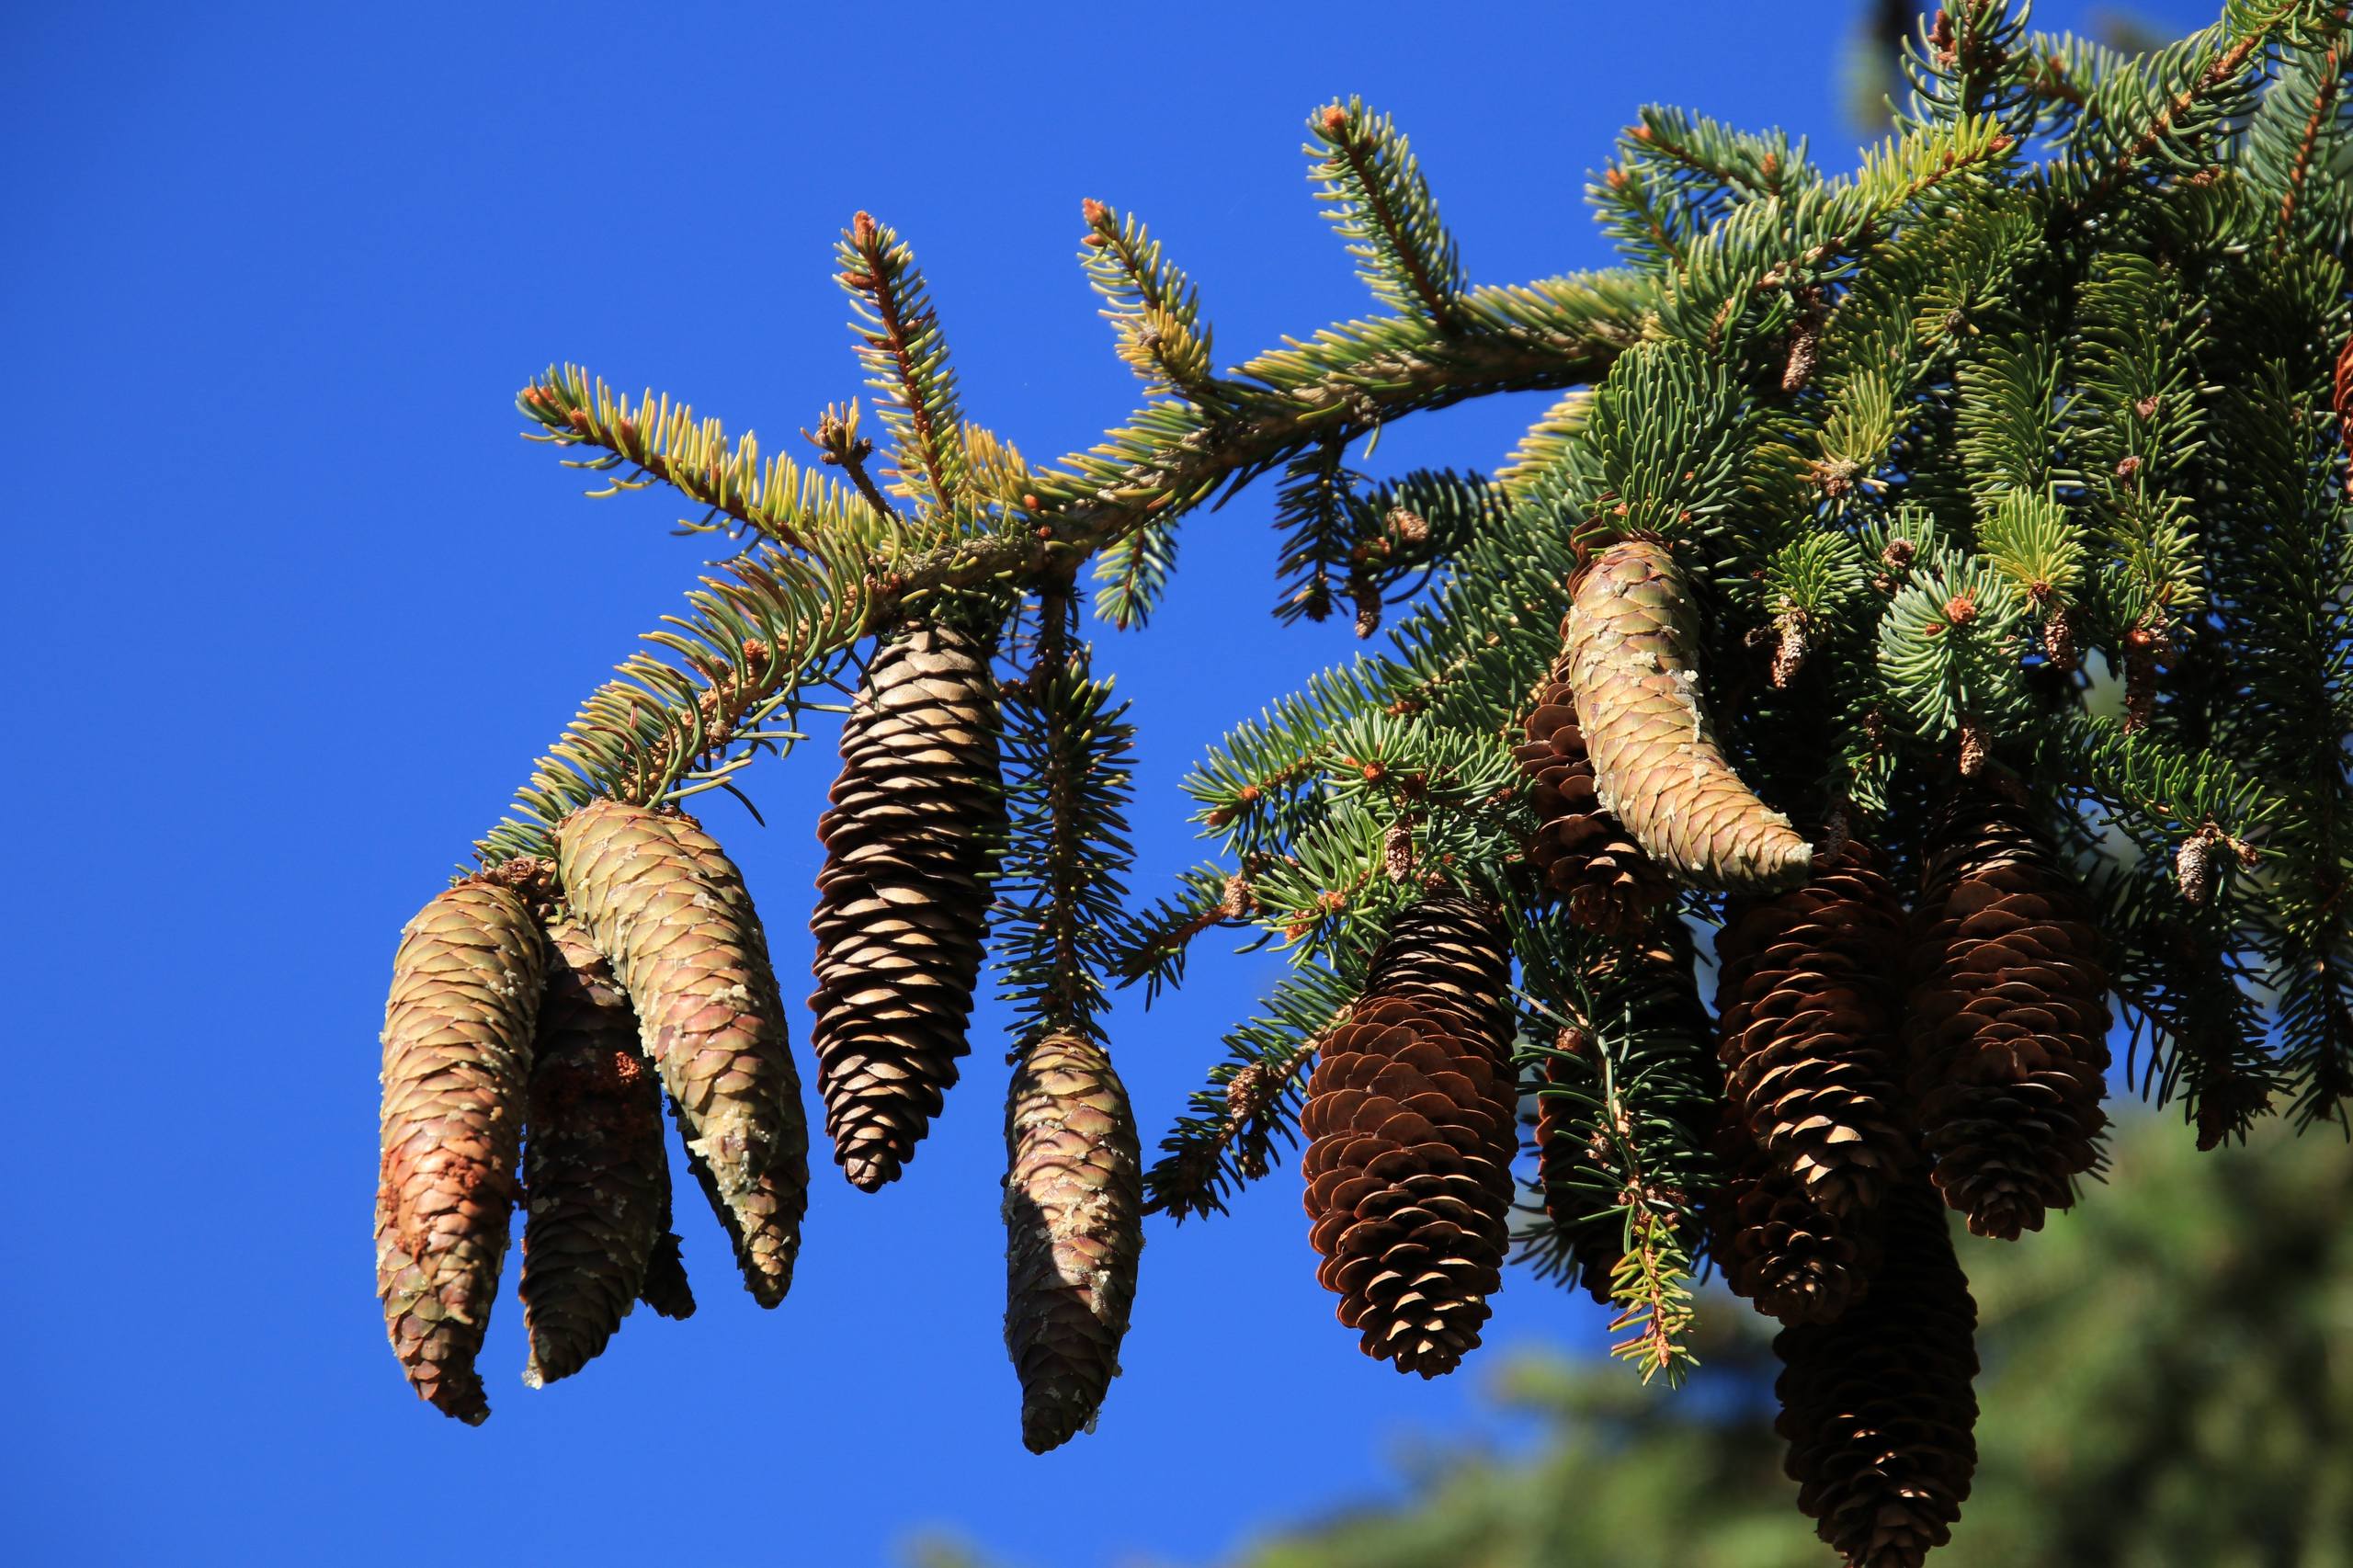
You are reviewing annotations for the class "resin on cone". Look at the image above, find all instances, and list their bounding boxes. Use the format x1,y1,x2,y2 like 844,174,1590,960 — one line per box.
1713,840,1911,1219
1563,539,1811,892
1774,1176,1979,1568
809,616,1005,1190
1302,896,1518,1377
519,917,668,1387
1904,789,2109,1240
556,800,807,1304
1003,1031,1144,1453
376,881,545,1424
1514,675,1672,933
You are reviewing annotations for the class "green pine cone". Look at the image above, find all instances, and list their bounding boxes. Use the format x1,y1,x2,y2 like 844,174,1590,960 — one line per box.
556,800,808,1307
1564,539,1811,892
376,881,545,1425
519,917,668,1387
1004,1031,1144,1454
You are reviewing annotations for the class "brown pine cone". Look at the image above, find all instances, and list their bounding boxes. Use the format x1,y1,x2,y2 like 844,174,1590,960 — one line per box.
810,616,1005,1190
1514,681,1672,933
1774,1176,1979,1568
1003,1031,1144,1453
1712,1114,1881,1326
1904,790,2109,1240
518,918,668,1388
1530,1028,1621,1305
1714,840,1912,1220
376,881,545,1424
556,801,808,1305
1302,896,1518,1377
636,1171,697,1321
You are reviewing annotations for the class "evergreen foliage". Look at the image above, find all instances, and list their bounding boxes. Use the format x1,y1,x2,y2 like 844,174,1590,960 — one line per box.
377,5,2353,1560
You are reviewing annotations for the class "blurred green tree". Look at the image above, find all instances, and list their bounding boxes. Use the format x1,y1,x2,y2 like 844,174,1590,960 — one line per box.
1233,1119,2353,1568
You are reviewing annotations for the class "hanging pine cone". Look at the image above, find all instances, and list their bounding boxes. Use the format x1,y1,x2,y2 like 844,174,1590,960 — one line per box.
1713,840,1911,1220
1713,1114,1882,1326
1563,538,1813,892
1514,679,1672,933
810,616,1005,1190
556,801,808,1305
376,881,545,1424
1003,1031,1144,1453
1774,1176,1979,1568
636,1170,697,1321
1904,789,2109,1240
1530,1026,1621,1305
519,918,668,1388
1302,896,1517,1377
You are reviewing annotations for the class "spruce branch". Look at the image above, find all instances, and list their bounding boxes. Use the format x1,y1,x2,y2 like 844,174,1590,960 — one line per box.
1308,98,1466,326
838,210,968,510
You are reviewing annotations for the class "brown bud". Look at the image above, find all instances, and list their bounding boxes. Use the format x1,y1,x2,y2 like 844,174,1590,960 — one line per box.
851,210,878,246
1081,198,1111,228
1941,594,1978,628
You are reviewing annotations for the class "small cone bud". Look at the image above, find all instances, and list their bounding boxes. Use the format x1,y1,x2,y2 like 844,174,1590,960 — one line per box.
376,881,545,1424
809,617,1006,1189
1564,540,1812,892
556,801,808,1305
1302,897,1517,1377
518,919,669,1387
1004,1032,1143,1453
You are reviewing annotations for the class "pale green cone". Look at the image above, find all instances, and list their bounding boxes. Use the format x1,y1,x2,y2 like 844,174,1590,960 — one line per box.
556,800,808,1306
1564,539,1811,892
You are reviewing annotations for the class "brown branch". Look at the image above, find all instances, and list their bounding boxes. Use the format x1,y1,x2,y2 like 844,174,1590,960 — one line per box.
2276,13,2349,247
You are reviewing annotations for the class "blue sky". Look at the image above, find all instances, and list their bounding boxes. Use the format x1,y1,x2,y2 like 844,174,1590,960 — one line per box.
3,3,2207,1565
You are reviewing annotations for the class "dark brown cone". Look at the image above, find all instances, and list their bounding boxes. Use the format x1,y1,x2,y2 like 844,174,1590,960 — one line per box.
1531,1029,1621,1305
636,1169,697,1321
1904,790,2110,1240
1713,841,1911,1220
1514,681,1672,934
519,919,667,1388
1003,1032,1144,1453
1302,896,1517,1377
1774,1176,1979,1568
1712,1113,1882,1326
376,881,545,1424
810,617,1005,1190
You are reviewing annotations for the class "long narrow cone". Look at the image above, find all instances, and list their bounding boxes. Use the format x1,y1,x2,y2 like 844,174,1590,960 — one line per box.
1774,1177,1979,1568
556,801,808,1306
1302,896,1518,1377
519,918,668,1387
1713,840,1911,1220
1003,1032,1144,1453
376,881,544,1424
1563,539,1811,892
809,617,1005,1190
1904,789,2109,1240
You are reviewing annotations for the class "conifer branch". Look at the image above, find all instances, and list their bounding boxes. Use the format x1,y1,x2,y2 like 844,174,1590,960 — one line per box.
1309,98,1466,326
839,210,968,510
